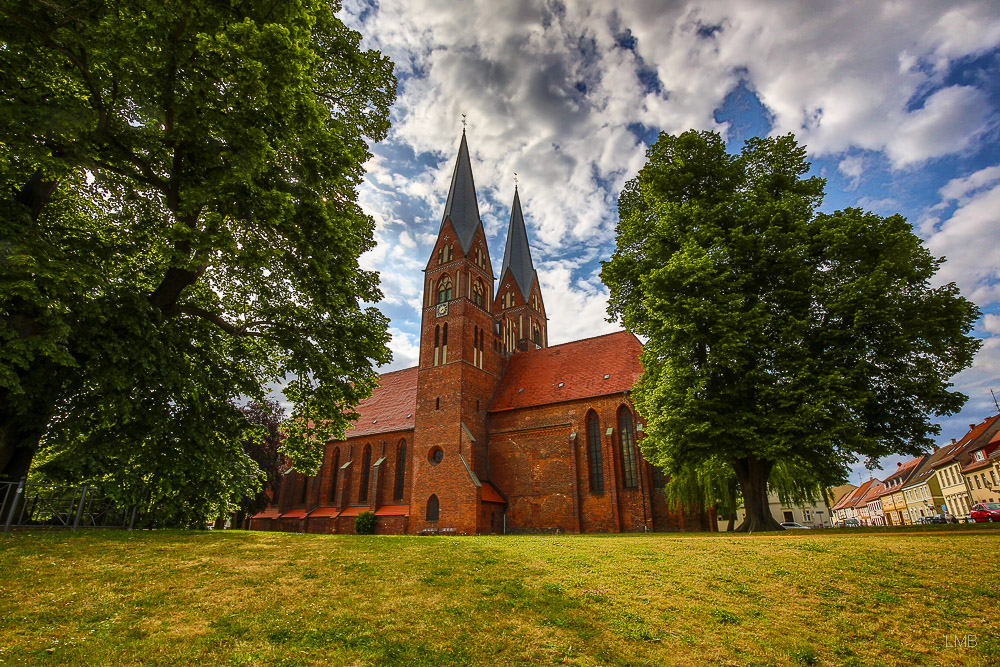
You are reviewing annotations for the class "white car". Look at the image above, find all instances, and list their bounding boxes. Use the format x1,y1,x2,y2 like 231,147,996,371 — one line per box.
780,521,811,529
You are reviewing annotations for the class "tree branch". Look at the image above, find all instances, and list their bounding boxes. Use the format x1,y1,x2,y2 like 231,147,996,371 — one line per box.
176,305,274,338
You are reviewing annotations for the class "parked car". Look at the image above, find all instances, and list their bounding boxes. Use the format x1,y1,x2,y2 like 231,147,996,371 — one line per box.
970,502,1000,522
837,518,861,527
928,513,959,524
914,516,932,524
780,522,810,529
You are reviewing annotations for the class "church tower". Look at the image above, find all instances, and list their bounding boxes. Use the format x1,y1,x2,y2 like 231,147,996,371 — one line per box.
411,132,503,534
494,187,547,355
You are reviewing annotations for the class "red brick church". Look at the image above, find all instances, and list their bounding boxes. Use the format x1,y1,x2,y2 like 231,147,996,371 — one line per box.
250,133,714,534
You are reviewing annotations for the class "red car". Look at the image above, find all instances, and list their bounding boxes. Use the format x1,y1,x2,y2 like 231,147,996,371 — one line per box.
970,502,1000,522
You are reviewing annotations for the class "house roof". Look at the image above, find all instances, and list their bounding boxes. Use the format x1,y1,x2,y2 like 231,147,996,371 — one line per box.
859,481,886,506
903,444,959,489
499,188,537,300
489,331,644,413
440,131,483,254
961,441,1000,474
878,456,925,497
834,479,876,511
935,415,1000,467
344,366,418,439
828,484,857,506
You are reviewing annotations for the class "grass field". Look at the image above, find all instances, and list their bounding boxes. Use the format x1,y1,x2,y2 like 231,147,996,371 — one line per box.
1,527,998,666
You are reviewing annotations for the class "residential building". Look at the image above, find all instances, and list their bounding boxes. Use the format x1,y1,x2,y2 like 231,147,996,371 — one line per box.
832,479,877,525
878,457,924,525
718,484,856,529
857,481,886,526
961,434,1000,505
933,416,1000,518
901,445,954,523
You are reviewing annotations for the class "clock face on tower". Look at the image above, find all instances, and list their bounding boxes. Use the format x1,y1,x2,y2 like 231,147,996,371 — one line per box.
436,302,449,317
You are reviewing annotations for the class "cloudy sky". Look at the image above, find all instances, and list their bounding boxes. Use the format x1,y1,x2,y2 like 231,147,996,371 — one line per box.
340,1,1000,480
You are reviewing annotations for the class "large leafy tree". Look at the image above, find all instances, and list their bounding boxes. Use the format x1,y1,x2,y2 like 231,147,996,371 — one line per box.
603,130,981,531
0,1,394,515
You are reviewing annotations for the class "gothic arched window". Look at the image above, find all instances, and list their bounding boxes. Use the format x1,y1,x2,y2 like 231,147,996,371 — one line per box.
427,494,440,521
329,448,340,502
299,473,309,506
533,321,541,346
437,243,453,265
394,440,407,501
359,444,372,502
587,411,604,494
441,323,448,364
437,275,453,303
472,280,484,307
618,406,639,489
434,325,441,366
478,326,485,367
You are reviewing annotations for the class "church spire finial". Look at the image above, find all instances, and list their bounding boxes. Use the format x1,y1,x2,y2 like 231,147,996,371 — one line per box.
500,186,537,300
461,113,467,133
439,129,482,253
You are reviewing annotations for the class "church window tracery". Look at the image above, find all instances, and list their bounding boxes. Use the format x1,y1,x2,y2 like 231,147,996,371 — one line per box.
618,407,639,488
437,243,453,264
437,275,453,303
586,411,604,494
472,280,484,307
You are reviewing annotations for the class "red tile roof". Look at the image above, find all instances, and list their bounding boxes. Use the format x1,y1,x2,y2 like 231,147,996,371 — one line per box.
935,415,1000,466
345,366,418,439
308,507,341,518
279,508,310,519
859,481,885,505
834,479,876,510
878,456,925,497
489,331,643,413
374,505,410,516
337,506,366,518
481,481,506,504
961,441,1000,473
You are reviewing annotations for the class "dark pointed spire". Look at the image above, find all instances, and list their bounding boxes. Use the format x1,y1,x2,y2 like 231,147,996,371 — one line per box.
440,132,482,254
500,187,537,300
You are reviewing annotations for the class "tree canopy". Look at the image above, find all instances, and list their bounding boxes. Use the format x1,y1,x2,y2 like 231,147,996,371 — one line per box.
1,0,395,521
602,130,981,531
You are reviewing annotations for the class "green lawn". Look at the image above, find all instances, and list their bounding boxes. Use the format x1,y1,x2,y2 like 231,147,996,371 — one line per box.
1,527,997,666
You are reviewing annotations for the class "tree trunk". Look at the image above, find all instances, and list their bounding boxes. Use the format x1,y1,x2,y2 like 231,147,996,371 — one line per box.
0,394,48,482
732,455,784,532
726,513,736,532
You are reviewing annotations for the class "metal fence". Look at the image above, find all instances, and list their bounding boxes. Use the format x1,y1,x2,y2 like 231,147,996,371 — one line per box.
1,479,138,533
